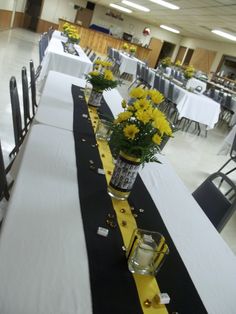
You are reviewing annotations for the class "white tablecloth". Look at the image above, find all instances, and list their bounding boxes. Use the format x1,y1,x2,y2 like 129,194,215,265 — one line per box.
1,71,236,314
0,125,92,314
186,78,207,94
35,71,123,131
118,51,144,76
38,38,92,87
51,29,68,42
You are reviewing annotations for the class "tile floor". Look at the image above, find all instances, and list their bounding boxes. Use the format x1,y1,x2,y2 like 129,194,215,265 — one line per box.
0,28,235,253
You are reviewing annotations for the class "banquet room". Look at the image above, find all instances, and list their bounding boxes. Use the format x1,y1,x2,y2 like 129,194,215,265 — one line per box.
0,0,236,313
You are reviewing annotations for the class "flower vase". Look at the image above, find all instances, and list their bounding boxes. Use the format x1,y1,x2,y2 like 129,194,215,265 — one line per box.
130,52,135,57
67,42,75,54
107,151,141,200
88,89,103,107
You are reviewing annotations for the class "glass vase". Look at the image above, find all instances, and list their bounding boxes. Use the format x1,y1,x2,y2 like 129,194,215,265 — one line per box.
88,89,103,107
127,228,169,276
107,151,141,200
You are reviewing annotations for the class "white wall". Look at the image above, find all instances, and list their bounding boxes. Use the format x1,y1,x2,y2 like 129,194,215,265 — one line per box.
180,37,236,73
0,0,25,11
41,0,86,24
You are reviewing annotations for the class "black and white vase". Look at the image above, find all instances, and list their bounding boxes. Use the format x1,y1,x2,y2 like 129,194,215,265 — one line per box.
107,151,141,200
88,89,103,107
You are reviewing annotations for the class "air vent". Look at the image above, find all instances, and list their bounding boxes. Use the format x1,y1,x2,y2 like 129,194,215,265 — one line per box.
200,25,211,31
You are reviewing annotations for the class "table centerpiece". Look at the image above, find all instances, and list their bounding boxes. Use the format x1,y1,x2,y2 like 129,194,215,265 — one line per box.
183,65,195,88
122,43,129,54
86,59,121,107
129,45,137,57
107,87,172,200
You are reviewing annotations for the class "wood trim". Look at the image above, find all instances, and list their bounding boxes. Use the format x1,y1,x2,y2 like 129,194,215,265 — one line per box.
0,9,12,29
58,18,151,61
36,19,58,33
13,12,25,28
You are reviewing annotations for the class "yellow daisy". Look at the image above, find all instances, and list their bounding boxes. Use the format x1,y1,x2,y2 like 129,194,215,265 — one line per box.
152,134,162,145
148,89,164,104
104,69,114,81
123,124,140,140
135,110,151,124
129,87,147,99
115,111,132,123
133,98,151,111
121,100,127,109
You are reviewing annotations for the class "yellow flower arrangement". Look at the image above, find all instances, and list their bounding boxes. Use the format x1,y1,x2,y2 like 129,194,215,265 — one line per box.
147,89,164,105
161,57,171,68
67,31,80,44
175,60,181,67
184,65,195,79
129,45,137,53
109,87,172,164
122,43,129,50
129,87,147,99
86,59,121,92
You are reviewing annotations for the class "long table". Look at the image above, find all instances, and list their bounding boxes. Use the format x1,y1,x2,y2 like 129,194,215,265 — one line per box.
38,38,93,87
0,71,236,313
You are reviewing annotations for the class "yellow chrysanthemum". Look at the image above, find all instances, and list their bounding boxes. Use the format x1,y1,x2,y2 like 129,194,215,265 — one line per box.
127,105,135,112
152,134,162,145
115,111,133,123
129,87,147,99
121,100,127,109
123,124,140,140
148,89,164,104
102,61,113,68
135,110,151,124
95,59,102,65
104,69,114,81
89,71,100,76
154,116,172,136
133,98,151,111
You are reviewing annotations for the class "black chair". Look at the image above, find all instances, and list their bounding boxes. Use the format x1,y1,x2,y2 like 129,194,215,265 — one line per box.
192,172,236,232
90,52,97,62
9,77,25,157
48,26,54,40
159,77,166,95
218,132,236,176
0,140,10,201
22,67,32,131
128,62,142,90
29,60,38,115
86,48,92,56
39,32,48,64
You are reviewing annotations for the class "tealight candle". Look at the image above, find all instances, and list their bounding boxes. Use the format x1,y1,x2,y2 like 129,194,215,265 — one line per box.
135,243,154,267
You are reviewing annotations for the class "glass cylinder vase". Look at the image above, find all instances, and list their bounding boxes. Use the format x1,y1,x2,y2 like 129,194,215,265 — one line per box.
88,89,103,107
107,151,141,200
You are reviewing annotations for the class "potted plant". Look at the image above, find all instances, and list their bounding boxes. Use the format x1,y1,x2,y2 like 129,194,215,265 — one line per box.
108,87,172,200
129,45,137,57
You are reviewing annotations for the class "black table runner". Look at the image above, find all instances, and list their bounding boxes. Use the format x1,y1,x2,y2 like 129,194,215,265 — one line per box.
61,41,79,56
72,84,207,314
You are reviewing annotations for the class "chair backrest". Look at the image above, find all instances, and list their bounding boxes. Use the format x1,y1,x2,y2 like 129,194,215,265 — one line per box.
159,77,165,94
39,33,48,63
90,52,97,62
192,172,236,232
108,47,114,60
86,48,92,56
9,77,23,150
0,140,9,201
209,87,215,99
136,62,142,78
48,27,54,40
29,60,37,115
224,94,232,109
167,82,174,101
153,74,160,91
21,66,31,130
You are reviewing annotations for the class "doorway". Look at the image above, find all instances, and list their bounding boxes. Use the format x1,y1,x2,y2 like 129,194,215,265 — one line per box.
183,48,194,65
155,41,175,68
24,0,44,31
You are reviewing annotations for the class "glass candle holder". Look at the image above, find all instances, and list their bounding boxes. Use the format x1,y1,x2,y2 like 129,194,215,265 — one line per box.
95,119,112,141
126,228,169,276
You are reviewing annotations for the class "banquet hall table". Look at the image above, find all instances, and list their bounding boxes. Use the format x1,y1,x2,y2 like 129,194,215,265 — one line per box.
112,49,144,76
20,71,236,314
38,38,92,90
150,70,220,129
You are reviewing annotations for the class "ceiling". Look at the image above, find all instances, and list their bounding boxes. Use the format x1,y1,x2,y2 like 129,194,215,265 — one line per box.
91,0,236,43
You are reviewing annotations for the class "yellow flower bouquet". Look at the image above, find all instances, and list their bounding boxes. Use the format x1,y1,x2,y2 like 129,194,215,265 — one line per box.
86,59,122,107
107,87,172,200
175,60,181,67
161,57,171,68
129,45,137,54
109,87,172,164
184,65,195,79
67,31,80,44
122,43,129,50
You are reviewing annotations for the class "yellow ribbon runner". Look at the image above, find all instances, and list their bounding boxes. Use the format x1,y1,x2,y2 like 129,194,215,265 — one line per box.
88,106,168,314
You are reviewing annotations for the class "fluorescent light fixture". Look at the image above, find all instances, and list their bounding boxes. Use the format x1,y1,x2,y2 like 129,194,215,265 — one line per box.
149,0,179,10
160,24,180,33
109,3,132,13
122,0,150,12
211,29,236,41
